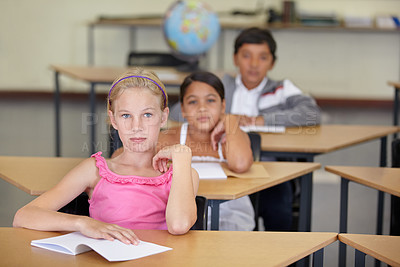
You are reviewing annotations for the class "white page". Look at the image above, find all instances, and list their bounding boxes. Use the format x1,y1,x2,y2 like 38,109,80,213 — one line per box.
191,162,227,179
155,70,179,81
31,232,172,262
240,125,285,133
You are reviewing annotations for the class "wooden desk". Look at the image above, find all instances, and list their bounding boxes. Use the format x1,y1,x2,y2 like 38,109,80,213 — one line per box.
198,161,320,230
339,234,400,267
51,65,189,157
389,81,400,137
0,227,337,266
325,165,400,266
259,124,399,232
0,156,320,231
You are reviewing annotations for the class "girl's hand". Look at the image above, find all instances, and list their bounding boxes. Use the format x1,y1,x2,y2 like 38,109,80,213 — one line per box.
153,144,191,173
77,216,140,245
210,118,226,151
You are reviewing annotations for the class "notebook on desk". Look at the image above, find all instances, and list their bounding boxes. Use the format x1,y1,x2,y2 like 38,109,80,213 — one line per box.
240,125,285,133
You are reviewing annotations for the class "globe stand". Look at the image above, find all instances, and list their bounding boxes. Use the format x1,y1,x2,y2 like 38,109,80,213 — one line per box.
177,60,200,72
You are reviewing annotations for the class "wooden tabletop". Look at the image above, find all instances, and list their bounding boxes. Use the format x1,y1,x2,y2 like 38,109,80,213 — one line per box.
198,161,320,200
50,65,189,86
339,234,400,266
0,156,320,198
0,156,84,195
388,81,400,89
325,165,400,197
0,227,337,266
260,124,399,153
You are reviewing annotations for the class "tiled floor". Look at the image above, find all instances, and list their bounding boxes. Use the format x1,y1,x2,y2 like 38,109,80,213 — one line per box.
0,96,394,266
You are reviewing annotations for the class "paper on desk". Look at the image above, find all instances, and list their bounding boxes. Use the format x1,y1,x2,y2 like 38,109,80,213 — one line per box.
191,162,227,179
155,70,179,81
31,232,172,262
221,163,270,179
240,125,285,133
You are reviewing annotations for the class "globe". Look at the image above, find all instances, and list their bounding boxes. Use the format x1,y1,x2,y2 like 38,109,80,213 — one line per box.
163,1,220,57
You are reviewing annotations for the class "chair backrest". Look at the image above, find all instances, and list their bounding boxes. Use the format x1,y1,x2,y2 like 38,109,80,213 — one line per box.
58,192,90,216
248,132,261,162
109,128,122,157
127,52,189,67
191,196,208,230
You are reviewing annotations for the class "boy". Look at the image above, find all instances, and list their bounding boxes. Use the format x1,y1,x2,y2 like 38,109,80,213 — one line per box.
170,27,321,231
170,27,320,127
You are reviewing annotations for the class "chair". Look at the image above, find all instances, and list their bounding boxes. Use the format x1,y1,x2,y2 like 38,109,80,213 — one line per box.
127,52,198,70
58,192,90,216
247,132,261,231
109,127,122,157
191,196,208,230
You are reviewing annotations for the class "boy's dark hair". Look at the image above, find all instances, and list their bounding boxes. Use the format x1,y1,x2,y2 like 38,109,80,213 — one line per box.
234,27,277,61
180,71,225,103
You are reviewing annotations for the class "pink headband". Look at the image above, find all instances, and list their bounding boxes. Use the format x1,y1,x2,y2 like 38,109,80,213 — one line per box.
108,75,167,107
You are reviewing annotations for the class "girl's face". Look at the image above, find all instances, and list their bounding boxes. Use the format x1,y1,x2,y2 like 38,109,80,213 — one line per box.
181,81,225,133
109,88,168,153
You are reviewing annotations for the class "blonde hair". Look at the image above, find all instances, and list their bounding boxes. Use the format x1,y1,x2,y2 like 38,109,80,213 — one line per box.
107,67,168,113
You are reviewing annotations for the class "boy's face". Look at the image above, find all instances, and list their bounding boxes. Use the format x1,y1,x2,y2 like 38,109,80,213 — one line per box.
234,43,275,90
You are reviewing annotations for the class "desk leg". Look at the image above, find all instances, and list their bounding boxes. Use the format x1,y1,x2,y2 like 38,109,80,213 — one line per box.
394,88,399,139
209,200,224,230
374,137,386,266
298,172,312,232
376,136,387,233
312,248,324,267
54,71,61,157
89,83,96,155
376,191,384,235
355,250,366,267
88,24,94,65
298,155,315,232
339,178,349,267
380,136,387,168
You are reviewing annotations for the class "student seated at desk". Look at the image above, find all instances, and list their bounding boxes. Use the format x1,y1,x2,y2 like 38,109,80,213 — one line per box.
115,71,255,230
161,71,254,231
170,27,321,231
13,68,199,244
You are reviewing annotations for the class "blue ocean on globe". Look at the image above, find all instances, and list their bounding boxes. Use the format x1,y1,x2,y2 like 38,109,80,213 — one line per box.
164,1,220,56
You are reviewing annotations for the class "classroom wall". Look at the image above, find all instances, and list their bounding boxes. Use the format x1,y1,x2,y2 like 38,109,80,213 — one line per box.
1,0,399,100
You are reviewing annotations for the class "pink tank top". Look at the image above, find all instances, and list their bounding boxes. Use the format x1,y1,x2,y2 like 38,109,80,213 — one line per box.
89,152,173,230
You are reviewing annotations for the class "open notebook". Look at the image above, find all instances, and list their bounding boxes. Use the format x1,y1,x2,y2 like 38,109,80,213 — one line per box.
31,232,172,262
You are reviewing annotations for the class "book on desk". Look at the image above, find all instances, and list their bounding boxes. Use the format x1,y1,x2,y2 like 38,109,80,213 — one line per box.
31,232,171,262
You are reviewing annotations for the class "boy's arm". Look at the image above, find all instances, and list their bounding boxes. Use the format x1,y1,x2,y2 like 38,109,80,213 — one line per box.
257,79,321,127
258,94,321,127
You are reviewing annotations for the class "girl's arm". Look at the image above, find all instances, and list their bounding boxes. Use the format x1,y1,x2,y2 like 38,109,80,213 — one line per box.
13,158,139,245
212,114,253,173
153,144,199,235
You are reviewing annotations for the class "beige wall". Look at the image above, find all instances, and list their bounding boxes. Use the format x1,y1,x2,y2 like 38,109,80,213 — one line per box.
1,0,399,99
